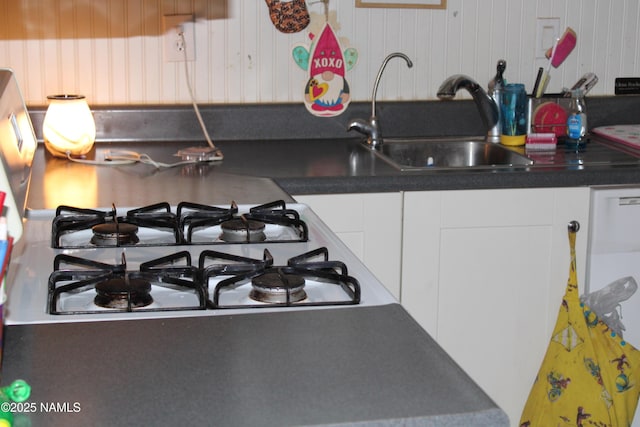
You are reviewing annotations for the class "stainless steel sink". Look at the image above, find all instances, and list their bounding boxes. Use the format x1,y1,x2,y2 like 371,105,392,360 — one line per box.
373,137,534,170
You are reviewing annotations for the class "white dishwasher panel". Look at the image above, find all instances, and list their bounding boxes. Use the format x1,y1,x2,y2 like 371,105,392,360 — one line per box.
587,187,640,427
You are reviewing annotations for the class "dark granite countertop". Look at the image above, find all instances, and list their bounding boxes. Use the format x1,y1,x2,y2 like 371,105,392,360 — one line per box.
212,136,640,195
2,305,508,427
25,144,295,211
24,135,640,210
24,96,640,199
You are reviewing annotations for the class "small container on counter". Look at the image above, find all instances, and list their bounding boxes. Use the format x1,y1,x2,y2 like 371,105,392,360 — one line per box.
500,83,528,146
565,89,588,148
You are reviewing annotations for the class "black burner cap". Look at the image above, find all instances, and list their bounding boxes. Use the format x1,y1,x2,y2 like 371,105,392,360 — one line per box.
94,277,153,309
91,222,140,246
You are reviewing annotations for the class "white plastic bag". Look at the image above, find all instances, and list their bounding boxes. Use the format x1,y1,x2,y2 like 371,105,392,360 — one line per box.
580,276,638,337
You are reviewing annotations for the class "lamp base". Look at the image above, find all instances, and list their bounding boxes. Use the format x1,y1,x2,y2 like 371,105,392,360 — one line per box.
44,139,94,158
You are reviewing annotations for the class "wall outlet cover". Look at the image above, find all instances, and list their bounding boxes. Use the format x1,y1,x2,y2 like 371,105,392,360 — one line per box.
163,14,195,62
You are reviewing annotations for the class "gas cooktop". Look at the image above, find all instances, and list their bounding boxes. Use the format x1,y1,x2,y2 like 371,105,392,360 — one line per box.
6,202,396,324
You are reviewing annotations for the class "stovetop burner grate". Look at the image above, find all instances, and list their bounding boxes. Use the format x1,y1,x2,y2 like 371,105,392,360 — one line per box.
46,247,360,316
48,251,207,315
179,200,308,244
202,247,361,309
52,202,182,248
51,200,309,248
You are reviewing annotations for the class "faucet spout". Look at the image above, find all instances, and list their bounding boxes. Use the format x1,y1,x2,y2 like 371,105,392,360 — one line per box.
371,53,413,119
348,52,413,148
437,74,499,136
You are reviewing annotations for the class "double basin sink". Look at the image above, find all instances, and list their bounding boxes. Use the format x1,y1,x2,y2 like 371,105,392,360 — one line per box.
372,137,533,171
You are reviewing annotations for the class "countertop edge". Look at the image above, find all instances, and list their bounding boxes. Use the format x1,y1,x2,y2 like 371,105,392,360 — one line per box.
275,166,640,195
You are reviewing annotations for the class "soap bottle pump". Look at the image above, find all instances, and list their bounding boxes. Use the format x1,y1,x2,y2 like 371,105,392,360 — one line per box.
487,60,506,143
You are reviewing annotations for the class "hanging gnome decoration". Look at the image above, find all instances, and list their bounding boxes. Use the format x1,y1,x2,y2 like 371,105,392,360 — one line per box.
293,22,358,117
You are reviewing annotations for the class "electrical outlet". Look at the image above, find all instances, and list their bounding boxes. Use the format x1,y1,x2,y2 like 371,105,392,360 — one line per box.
535,18,560,59
163,14,195,62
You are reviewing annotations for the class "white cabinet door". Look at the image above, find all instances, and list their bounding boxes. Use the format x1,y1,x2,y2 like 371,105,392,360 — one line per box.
402,187,590,427
294,193,402,299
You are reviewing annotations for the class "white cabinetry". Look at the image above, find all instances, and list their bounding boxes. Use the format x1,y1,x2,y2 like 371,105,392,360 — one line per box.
297,187,591,426
294,193,402,299
401,187,590,427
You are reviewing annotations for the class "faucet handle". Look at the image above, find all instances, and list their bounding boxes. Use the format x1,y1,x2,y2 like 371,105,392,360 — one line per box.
488,60,507,94
347,117,382,148
495,60,506,84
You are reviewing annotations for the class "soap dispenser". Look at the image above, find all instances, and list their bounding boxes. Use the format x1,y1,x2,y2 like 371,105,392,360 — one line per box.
487,60,506,143
566,89,588,147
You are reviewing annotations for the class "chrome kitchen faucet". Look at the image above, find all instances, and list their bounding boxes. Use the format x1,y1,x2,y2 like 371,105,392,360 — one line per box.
347,52,413,148
437,74,500,142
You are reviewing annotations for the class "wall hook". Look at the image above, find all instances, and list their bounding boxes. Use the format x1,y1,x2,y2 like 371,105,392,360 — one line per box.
308,0,329,22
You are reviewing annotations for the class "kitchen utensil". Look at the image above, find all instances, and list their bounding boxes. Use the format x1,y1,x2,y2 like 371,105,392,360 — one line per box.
532,67,543,97
565,72,598,97
535,38,559,98
536,27,577,98
545,27,577,67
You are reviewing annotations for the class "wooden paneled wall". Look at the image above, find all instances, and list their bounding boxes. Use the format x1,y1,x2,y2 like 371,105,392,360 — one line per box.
1,0,638,105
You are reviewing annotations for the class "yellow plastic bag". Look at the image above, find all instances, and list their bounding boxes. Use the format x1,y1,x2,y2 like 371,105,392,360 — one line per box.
520,223,640,426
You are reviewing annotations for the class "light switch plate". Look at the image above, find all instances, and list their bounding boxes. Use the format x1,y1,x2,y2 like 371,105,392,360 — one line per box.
535,18,560,59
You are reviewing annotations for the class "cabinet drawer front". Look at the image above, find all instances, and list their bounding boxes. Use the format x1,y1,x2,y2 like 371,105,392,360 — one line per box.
441,188,555,228
294,194,364,231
